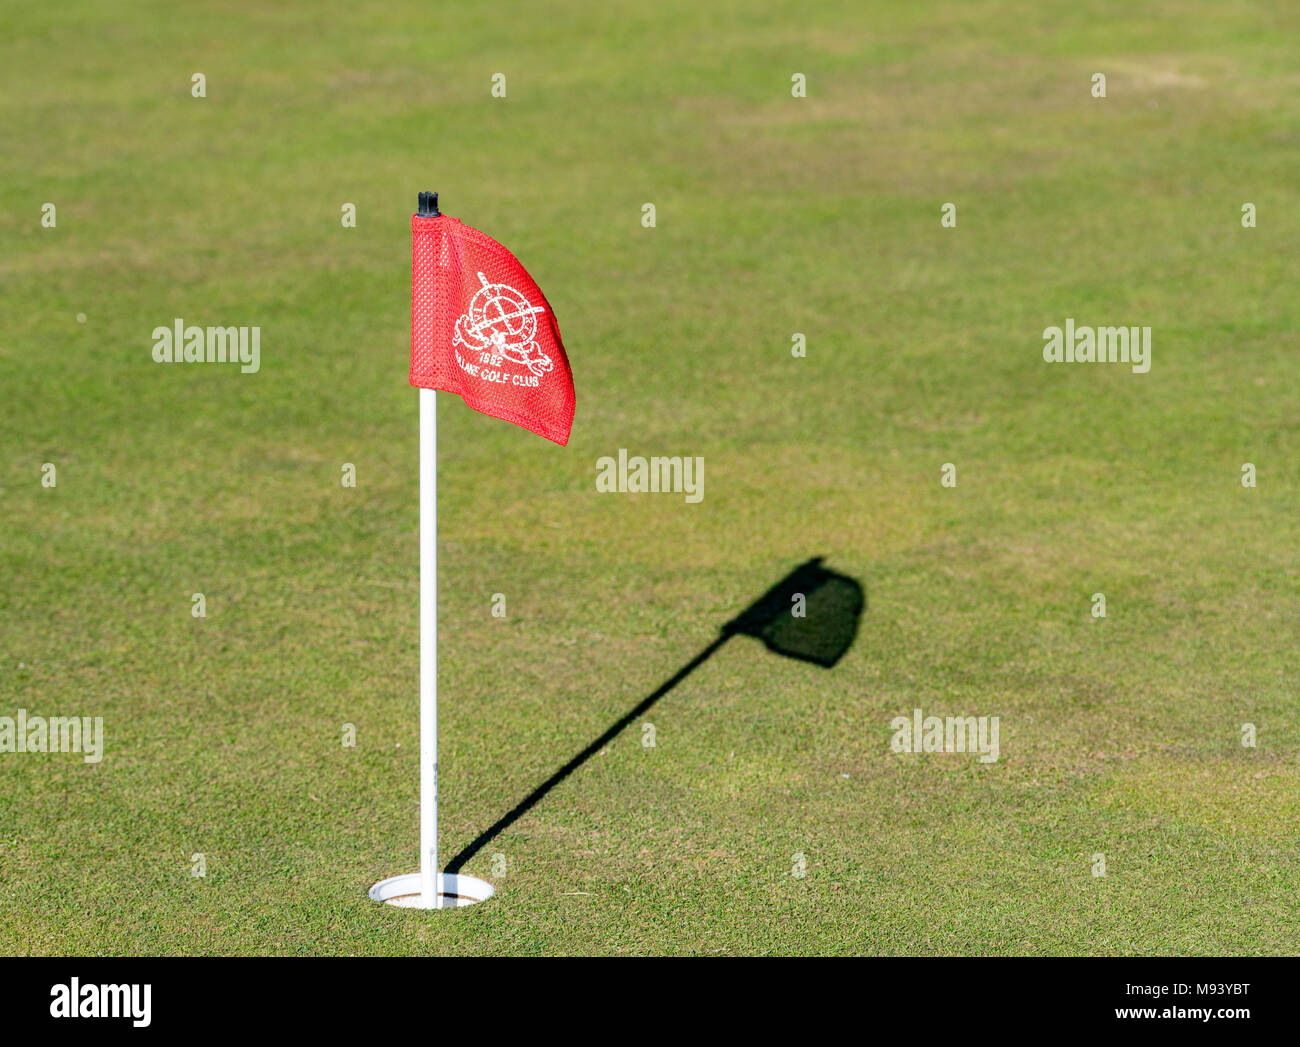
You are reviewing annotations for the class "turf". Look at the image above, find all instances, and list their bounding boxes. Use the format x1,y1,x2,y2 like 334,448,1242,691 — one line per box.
1,0,1297,955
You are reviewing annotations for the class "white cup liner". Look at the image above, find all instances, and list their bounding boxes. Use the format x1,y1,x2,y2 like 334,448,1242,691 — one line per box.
369,872,495,910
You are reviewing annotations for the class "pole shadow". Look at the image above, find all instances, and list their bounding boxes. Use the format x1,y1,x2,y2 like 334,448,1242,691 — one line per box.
445,556,864,873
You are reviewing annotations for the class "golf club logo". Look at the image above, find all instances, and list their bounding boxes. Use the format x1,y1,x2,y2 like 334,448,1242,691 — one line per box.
454,272,553,378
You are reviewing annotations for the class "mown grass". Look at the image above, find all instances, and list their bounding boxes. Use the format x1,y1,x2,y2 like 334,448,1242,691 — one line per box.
0,0,1297,954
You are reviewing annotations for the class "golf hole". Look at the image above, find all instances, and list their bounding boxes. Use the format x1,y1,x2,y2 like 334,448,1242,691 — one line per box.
369,872,495,910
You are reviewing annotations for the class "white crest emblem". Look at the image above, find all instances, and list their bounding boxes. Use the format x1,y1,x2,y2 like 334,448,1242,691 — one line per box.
453,272,553,378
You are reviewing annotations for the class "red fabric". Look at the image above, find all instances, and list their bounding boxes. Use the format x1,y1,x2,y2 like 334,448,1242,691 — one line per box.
411,214,574,445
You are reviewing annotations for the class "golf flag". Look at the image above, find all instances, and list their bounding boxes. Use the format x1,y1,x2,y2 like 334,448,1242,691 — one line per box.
368,193,573,910
411,204,575,445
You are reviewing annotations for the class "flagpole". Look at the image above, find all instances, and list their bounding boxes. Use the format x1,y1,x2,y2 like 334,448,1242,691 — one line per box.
419,386,438,907
367,190,496,909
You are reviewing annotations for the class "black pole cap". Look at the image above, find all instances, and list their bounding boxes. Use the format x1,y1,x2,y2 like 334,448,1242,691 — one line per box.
417,191,441,217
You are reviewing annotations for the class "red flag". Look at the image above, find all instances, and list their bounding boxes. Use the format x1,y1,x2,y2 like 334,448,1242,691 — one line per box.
411,212,575,445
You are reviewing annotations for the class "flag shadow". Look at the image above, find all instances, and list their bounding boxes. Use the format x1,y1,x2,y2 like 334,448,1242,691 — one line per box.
444,557,864,874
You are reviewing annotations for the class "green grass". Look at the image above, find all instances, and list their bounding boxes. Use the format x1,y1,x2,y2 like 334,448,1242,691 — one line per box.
1,0,1297,955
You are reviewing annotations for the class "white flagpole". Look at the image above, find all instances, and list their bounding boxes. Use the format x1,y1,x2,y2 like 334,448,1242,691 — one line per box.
368,194,497,910
370,193,493,910
419,386,438,907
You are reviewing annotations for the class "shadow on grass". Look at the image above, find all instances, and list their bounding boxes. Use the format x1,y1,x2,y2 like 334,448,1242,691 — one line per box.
445,556,864,873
